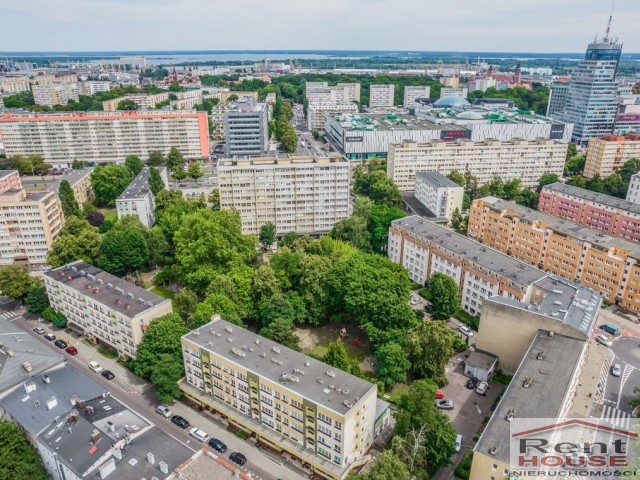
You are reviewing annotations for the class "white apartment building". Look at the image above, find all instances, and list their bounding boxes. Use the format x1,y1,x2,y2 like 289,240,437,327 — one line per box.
414,171,464,220
337,83,361,103
307,103,358,132
102,92,170,111
387,138,568,191
306,84,360,105
180,317,388,479
170,89,203,110
368,84,394,108
79,81,112,95
0,170,64,269
403,86,431,108
32,83,80,107
468,77,496,92
0,111,210,166
440,87,468,98
0,76,31,93
218,155,350,235
627,173,640,204
44,261,173,359
116,167,167,227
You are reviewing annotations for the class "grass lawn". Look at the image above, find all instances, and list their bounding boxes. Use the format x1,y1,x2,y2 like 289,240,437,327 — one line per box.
98,207,117,223
151,286,175,300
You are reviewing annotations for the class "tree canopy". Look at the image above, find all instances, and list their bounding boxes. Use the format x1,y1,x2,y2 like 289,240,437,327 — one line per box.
0,419,48,480
90,164,132,206
424,273,460,320
47,217,101,267
99,225,149,274
58,179,80,218
125,155,144,176
0,265,37,301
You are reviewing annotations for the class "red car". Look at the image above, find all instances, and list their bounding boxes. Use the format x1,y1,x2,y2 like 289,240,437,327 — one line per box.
436,390,444,399
65,346,78,355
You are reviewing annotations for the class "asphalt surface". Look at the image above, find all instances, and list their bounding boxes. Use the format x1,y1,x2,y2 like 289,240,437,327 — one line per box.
1,299,309,480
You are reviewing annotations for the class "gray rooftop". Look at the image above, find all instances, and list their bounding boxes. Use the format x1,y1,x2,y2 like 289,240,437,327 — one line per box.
478,196,640,259
0,317,65,396
52,168,92,194
329,112,465,132
391,216,548,287
116,166,158,201
474,331,585,464
44,260,170,319
184,317,376,415
543,182,640,216
401,193,449,223
465,350,498,370
416,171,462,189
0,169,18,180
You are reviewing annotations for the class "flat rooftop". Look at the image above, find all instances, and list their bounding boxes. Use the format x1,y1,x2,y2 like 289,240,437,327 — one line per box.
44,260,170,318
117,166,158,201
218,154,348,167
416,171,462,189
174,450,239,480
474,331,585,464
328,112,465,132
184,317,376,415
543,182,640,216
391,215,549,287
0,169,18,180
478,196,640,259
52,168,92,194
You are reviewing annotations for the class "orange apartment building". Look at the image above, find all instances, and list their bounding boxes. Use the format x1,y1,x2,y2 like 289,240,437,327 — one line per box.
468,196,640,312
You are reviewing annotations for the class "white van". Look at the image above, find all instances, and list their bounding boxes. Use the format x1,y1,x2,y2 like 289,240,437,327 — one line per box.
455,434,463,452
88,361,103,374
189,427,209,443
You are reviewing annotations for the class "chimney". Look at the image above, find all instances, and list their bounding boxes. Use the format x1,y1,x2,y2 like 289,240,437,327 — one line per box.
91,429,101,443
42,375,50,384
93,288,100,294
112,447,123,461
106,421,115,433
158,461,168,474
22,362,33,372
147,452,155,465
124,304,131,310
46,397,58,411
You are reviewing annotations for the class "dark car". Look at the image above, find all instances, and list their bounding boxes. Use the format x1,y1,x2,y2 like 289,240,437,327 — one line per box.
102,370,115,380
44,332,56,341
208,438,227,453
171,415,189,429
229,452,247,466
54,339,68,349
466,378,479,389
65,346,78,355
33,326,45,335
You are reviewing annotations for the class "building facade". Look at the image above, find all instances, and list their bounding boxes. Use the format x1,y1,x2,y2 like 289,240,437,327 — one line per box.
539,182,640,244
52,168,94,207
44,261,173,359
224,97,269,157
387,138,567,191
116,167,167,227
583,135,640,178
440,87,468,98
307,103,358,132
0,170,64,269
0,76,30,93
368,84,394,108
102,92,170,111
180,317,383,480
170,89,203,110
627,173,640,204
414,171,464,220
79,81,112,95
546,82,570,116
218,155,350,235
32,83,80,107
403,86,431,108
0,111,210,166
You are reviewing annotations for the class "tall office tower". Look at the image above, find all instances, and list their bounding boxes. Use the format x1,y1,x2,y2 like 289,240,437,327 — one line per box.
552,15,622,146
224,97,269,157
546,83,569,116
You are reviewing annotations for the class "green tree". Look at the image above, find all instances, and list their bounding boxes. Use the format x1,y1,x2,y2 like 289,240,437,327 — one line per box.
187,163,203,181
331,215,372,252
166,146,184,172
99,226,149,275
51,311,67,328
564,155,585,175
369,204,405,252
130,313,188,379
117,99,138,110
371,177,403,207
227,94,239,103
252,263,281,313
323,340,351,373
450,208,463,231
154,190,206,246
150,353,185,403
58,179,80,218
0,265,36,301
375,342,411,388
587,174,606,193
566,142,577,160
504,178,522,199
407,320,456,386
0,419,48,480
537,172,561,193
259,222,276,248
47,217,101,267
86,211,105,227
259,317,299,350
72,159,84,170
25,284,50,314
190,294,244,328
566,175,587,188
148,151,165,166
347,450,409,480
91,164,132,206
298,254,333,325
515,188,539,209
424,273,460,320
145,226,169,268
209,188,220,210
312,130,320,140
125,155,144,176
447,169,465,187
173,289,198,323
149,166,165,196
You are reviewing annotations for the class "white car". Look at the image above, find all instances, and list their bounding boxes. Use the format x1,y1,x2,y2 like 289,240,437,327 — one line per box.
476,381,488,395
454,434,463,453
459,325,474,337
189,427,209,443
410,298,421,306
596,333,612,347
156,405,172,418
611,363,622,377
88,361,103,374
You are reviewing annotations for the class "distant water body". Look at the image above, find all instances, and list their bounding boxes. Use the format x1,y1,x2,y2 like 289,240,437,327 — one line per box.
1,50,639,64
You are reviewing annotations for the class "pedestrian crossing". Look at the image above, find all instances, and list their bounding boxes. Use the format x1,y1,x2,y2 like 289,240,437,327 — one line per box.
0,311,19,321
601,405,632,430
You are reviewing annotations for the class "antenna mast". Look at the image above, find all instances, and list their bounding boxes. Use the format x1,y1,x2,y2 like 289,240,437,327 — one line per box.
603,4,614,42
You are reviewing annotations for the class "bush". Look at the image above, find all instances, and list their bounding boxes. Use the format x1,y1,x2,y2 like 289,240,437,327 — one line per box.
86,211,105,227
98,345,118,359
42,306,56,321
453,308,479,331
51,312,67,328
454,448,474,480
493,369,513,385
234,430,249,440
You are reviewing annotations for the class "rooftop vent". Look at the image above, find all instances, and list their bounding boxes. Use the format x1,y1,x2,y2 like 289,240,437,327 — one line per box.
106,282,113,289
126,292,134,299
506,409,516,421
124,304,131,310
305,360,310,367
343,400,353,408
87,274,96,281
42,375,50,384
93,288,100,294
293,368,305,375
260,352,266,358
227,337,232,343
536,351,544,360
114,287,124,295
272,346,281,354
231,347,246,358
326,370,336,378
225,326,233,333
97,279,104,285
489,446,497,456
115,299,122,305
271,358,283,365
80,270,86,276
85,284,93,290
523,375,532,388
137,297,144,304
71,266,77,272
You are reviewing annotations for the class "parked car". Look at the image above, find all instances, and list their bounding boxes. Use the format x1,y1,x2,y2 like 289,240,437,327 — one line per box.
466,378,479,389
459,325,474,337
596,333,613,347
171,415,190,429
435,390,445,400
599,324,619,335
612,363,622,377
65,346,78,355
44,332,56,341
476,381,489,395
101,370,115,380
208,438,227,453
54,339,68,349
455,434,463,453
229,452,247,466
189,427,209,443
33,326,45,335
435,400,455,410
88,361,103,374
156,406,172,418
410,298,421,306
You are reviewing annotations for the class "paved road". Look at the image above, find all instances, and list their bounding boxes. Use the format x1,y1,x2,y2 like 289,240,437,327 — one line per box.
3,301,308,480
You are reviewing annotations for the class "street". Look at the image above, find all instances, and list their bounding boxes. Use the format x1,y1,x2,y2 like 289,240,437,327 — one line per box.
1,299,308,480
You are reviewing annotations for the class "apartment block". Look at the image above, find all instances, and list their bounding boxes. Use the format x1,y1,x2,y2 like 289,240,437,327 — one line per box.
403,86,431,108
180,317,388,480
583,135,640,178
387,138,567,191
102,92,170,111
170,89,203,110
539,182,640,244
546,82,569,116
224,97,269,157
627,173,640,204
32,83,80,107
468,77,496,92
414,171,464,220
217,91,258,104
0,76,30,93
368,84,394,108
218,155,350,235
468,196,640,310
79,81,112,95
30,74,55,86
44,261,173,359
52,168,94,207
0,170,64,269
336,83,360,103
307,103,358,132
440,87,468,98
116,167,167,227
0,111,210,166
388,216,551,316
441,76,460,88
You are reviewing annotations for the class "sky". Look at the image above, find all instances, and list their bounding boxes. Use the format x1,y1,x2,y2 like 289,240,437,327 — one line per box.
1,0,639,53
